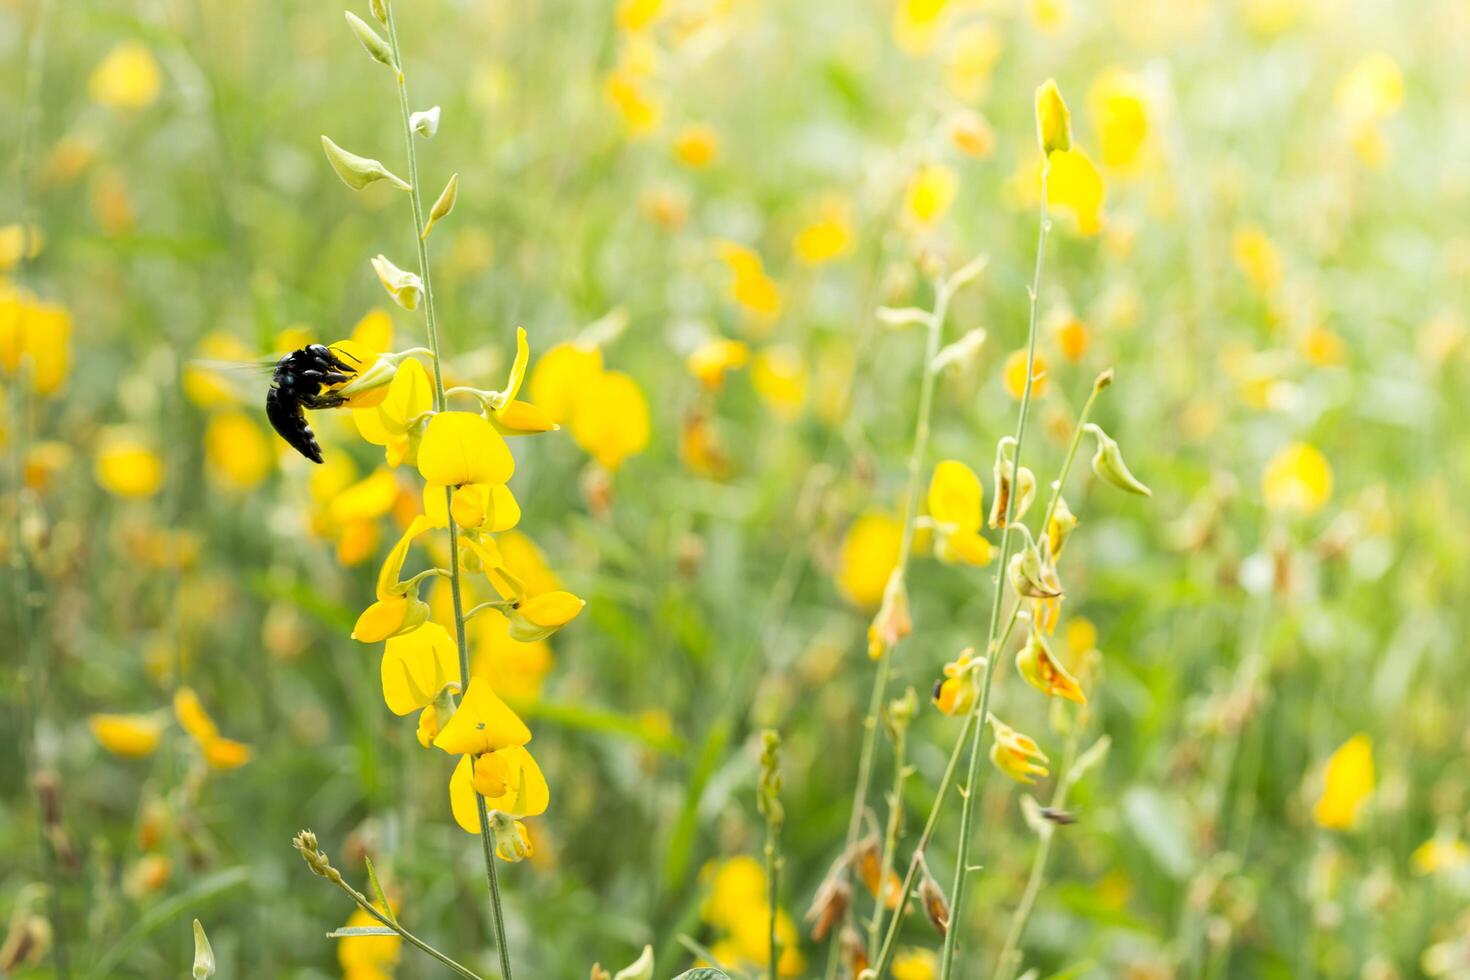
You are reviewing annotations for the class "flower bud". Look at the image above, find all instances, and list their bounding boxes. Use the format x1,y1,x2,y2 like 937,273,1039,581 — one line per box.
508,591,586,642
370,0,388,24
488,811,534,863
1047,496,1079,558
1035,78,1072,156
932,674,976,716
1085,423,1152,496
1015,628,1086,704
988,716,1050,784
192,919,215,979
344,11,395,68
370,254,424,310
867,568,911,660
1008,535,1060,599
320,136,410,191
410,106,441,139
612,945,655,980
989,436,1036,528
421,172,458,239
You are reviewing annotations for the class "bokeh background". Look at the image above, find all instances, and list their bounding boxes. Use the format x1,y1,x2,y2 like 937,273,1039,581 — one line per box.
4,0,1470,977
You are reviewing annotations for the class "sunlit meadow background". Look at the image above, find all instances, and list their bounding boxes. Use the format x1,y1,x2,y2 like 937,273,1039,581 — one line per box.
5,0,1470,977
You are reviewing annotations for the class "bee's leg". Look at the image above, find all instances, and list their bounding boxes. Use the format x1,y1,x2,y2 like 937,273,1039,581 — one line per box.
325,347,361,372
299,391,348,410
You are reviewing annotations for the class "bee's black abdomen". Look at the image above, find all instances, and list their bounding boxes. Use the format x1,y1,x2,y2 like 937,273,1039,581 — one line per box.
266,384,324,464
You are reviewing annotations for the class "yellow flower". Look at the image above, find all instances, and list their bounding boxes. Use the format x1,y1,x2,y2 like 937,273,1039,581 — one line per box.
0,223,44,271
893,0,948,57
1,286,72,396
449,745,549,831
1233,224,1283,294
1089,69,1152,172
89,42,162,110
1029,0,1069,32
1035,78,1072,155
417,411,514,487
1016,628,1086,704
23,441,72,492
338,904,401,979
617,0,663,31
837,512,903,608
716,242,783,324
928,460,991,566
529,342,604,425
433,677,531,756
905,163,957,228
506,590,586,643
1045,149,1105,236
498,531,563,596
94,430,164,499
989,716,1049,784
792,198,853,266
569,370,650,471
331,468,400,525
893,948,939,980
354,357,433,467
673,124,719,168
353,517,434,643
1412,837,1470,876
1335,53,1404,126
423,481,520,532
471,609,554,705
1312,733,1373,830
686,338,750,391
381,621,461,716
1262,442,1333,515
700,857,806,976
89,713,164,758
1003,349,1048,400
945,23,1002,101
604,70,662,138
205,410,274,490
751,346,807,421
173,687,252,770
948,110,995,159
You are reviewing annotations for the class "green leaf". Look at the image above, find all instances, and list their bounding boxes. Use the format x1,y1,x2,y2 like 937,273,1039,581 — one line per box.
364,855,397,925
672,971,731,980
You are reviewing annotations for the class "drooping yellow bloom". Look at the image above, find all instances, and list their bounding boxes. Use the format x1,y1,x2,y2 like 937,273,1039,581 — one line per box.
380,621,461,716
423,481,520,532
354,357,433,467
417,411,514,487
338,903,401,980
471,608,554,705
89,713,164,758
507,590,587,643
173,688,252,770
989,716,1049,784
94,430,164,499
353,517,433,643
837,512,903,608
673,124,719,168
686,338,750,391
205,411,274,490
433,677,532,756
716,242,783,324
927,460,991,566
89,42,162,110
1089,69,1152,172
569,370,650,471
905,163,957,228
751,346,807,421
1312,733,1373,830
1016,628,1086,704
1262,442,1333,515
792,198,853,266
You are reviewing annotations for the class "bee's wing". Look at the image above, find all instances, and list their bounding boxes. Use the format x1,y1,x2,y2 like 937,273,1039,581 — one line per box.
186,357,279,374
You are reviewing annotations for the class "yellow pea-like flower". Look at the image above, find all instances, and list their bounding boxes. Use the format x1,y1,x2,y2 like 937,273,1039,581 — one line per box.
89,42,162,110
204,411,274,491
330,468,400,525
448,745,549,831
905,163,957,228
928,460,983,531
380,621,461,716
89,713,164,758
1312,734,1373,830
507,590,586,643
173,687,253,770
673,124,720,168
432,678,531,756
1089,69,1152,172
94,429,164,499
836,512,903,609
528,342,604,425
354,356,432,466
988,716,1050,784
1015,628,1086,704
417,411,514,487
1262,441,1332,515
686,338,750,391
569,370,650,471
1035,78,1072,156
1045,148,1105,236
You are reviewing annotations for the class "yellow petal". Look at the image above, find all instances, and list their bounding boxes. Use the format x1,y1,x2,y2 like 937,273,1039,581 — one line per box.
201,737,252,770
89,42,162,110
1313,734,1374,830
837,513,903,609
375,515,433,599
380,621,461,716
906,163,957,227
490,399,558,436
417,411,514,487
331,468,400,525
353,596,412,643
928,460,983,531
432,677,531,756
173,687,219,745
569,371,650,471
1045,149,1106,236
350,308,394,353
89,713,164,758
500,327,531,408
508,591,585,642
528,342,603,425
1263,442,1332,515
205,411,274,490
95,430,164,499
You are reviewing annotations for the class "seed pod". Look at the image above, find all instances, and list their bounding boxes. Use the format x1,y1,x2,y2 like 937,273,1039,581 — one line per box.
805,856,851,941
1035,78,1072,156
370,0,388,24
918,859,951,936
422,172,458,239
321,136,410,191
1085,423,1152,497
344,11,395,68
191,920,215,979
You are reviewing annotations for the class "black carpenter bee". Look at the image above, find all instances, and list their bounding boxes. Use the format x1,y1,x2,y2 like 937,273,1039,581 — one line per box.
265,344,360,464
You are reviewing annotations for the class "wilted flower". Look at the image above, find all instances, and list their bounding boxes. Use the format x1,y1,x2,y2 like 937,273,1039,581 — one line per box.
1015,627,1086,704
988,716,1050,784
989,437,1036,528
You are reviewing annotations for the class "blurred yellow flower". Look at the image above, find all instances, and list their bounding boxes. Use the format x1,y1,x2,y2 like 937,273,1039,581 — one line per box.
1016,629,1086,704
95,430,164,499
417,411,514,487
1242,0,1304,36
949,110,995,160
1412,837,1470,876
331,468,400,525
837,512,903,608
1030,0,1069,32
928,460,992,566
989,716,1049,784
892,948,939,980
905,163,958,228
751,346,807,421
23,441,72,492
893,0,949,57
945,23,1002,102
567,369,650,470
1045,149,1105,236
617,0,663,31
1089,68,1152,172
529,342,604,425
498,530,563,597
701,856,806,977
205,410,274,490
0,223,44,271
471,608,554,706
1335,53,1404,126
89,713,164,758
380,621,461,717
1312,733,1373,830
673,124,719,168
686,338,750,391
792,198,854,266
1003,348,1048,400
355,357,433,467
89,42,162,110
1262,442,1333,515
716,241,784,324
605,70,662,138
1054,314,1089,362
1233,224,1283,294
173,687,252,770
1,286,72,396
338,904,400,980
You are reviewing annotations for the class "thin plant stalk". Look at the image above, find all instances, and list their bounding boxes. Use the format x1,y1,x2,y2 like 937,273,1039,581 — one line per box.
939,166,1051,978
766,817,780,980
330,872,487,980
827,278,954,978
866,721,908,955
380,7,513,978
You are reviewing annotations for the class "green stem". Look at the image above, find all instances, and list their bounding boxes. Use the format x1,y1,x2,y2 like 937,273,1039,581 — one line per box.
866,725,907,956
381,7,513,978
766,816,780,980
939,165,1051,979
828,280,952,977
333,876,487,980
